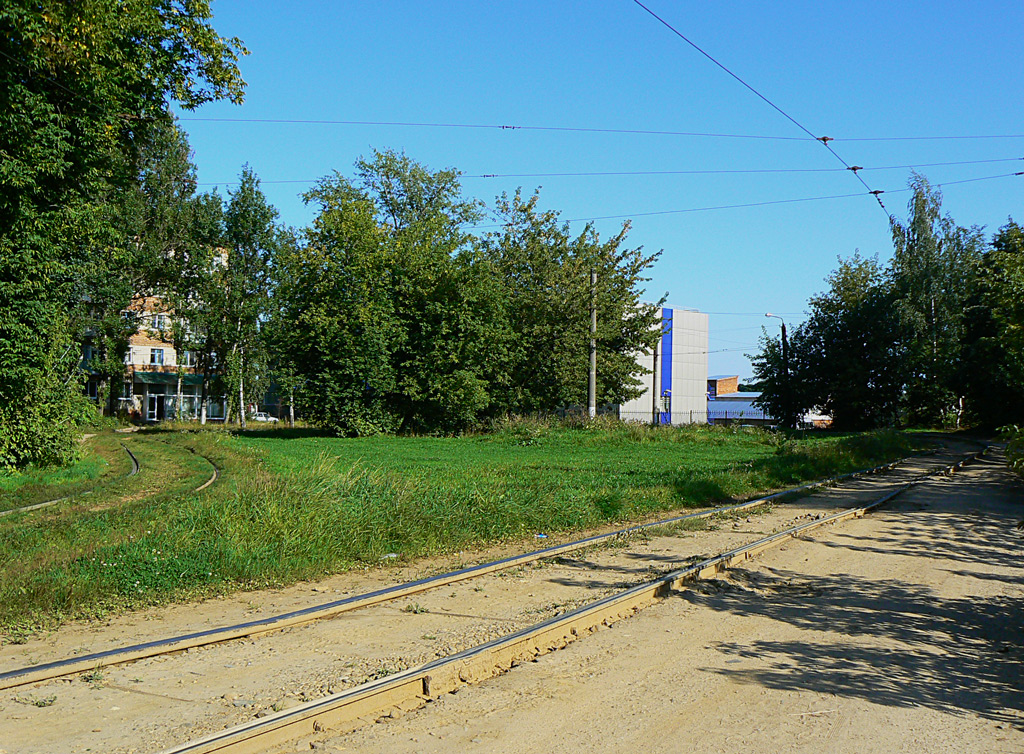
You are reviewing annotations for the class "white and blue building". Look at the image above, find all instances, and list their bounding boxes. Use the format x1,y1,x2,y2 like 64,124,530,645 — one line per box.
616,306,709,425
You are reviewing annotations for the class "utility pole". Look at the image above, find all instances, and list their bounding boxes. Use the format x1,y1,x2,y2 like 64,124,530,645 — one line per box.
588,269,597,419
651,336,660,426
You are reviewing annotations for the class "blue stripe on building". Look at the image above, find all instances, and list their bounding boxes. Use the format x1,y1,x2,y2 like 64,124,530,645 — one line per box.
660,307,672,424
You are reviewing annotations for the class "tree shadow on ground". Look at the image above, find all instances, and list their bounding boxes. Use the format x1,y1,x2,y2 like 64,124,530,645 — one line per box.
678,462,1024,727
683,568,1023,726
542,553,696,591
233,427,333,440
670,443,980,515
818,457,1024,569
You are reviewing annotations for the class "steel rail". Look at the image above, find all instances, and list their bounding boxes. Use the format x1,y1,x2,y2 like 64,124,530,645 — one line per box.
123,442,141,476
181,445,219,493
0,441,218,523
0,443,140,519
0,446,961,690
159,446,989,754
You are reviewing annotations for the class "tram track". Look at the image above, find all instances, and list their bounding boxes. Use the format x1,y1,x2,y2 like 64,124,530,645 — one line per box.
0,438,220,521
155,443,990,754
179,442,219,495
0,440,978,692
0,442,140,519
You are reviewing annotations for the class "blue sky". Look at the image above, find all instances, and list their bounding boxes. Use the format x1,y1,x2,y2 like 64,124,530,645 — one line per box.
176,1,1024,381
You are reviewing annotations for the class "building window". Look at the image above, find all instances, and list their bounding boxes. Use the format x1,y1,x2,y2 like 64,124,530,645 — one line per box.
151,313,168,331
150,348,164,365
181,350,195,367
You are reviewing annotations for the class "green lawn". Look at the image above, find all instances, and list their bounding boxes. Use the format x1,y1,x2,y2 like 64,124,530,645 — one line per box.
0,432,130,512
0,421,922,633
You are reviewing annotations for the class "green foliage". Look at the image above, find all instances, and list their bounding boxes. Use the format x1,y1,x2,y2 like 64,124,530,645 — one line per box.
273,162,663,435
1000,425,1024,478
356,150,506,433
961,221,1024,426
80,118,201,416
0,425,919,628
754,253,902,430
752,174,1018,431
221,166,278,426
166,189,229,421
271,175,401,435
483,189,663,414
0,1,246,467
889,174,985,425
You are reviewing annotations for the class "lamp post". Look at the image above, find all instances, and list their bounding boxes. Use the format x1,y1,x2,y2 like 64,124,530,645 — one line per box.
765,313,792,429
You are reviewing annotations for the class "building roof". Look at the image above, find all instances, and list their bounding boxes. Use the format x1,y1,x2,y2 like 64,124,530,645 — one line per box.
707,394,772,420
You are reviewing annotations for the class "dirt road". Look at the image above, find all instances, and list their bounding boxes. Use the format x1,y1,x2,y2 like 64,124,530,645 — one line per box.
303,453,1024,754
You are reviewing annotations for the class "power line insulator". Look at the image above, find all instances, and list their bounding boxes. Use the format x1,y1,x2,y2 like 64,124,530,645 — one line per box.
817,136,833,144
870,190,885,195
849,165,863,172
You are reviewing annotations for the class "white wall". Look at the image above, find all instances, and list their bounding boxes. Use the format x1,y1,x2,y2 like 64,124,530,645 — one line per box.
670,309,709,424
618,306,709,425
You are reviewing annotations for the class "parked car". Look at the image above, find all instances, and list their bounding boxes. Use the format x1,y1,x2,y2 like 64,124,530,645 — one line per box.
251,411,278,423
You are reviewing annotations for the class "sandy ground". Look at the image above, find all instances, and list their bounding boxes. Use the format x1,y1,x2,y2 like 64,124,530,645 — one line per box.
294,453,1024,754
1,443,1017,753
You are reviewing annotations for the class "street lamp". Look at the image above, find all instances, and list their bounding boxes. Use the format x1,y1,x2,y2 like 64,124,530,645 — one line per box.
765,313,792,429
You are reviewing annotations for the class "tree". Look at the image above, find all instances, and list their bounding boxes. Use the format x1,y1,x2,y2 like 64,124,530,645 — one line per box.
81,117,202,418
353,150,510,432
271,177,401,435
0,1,246,467
275,155,666,435
221,166,278,428
889,174,984,425
482,189,663,415
166,189,227,425
961,219,1024,426
753,254,906,430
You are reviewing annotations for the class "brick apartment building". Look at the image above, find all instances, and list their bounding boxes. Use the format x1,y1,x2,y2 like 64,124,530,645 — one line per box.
84,296,226,422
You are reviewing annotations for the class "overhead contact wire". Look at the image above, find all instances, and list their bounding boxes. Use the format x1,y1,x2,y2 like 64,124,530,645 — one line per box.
196,157,1024,187
472,170,1023,228
179,114,1024,144
630,0,891,218
178,116,808,141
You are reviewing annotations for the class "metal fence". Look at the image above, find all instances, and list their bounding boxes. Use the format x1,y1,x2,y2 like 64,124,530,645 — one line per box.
616,407,775,426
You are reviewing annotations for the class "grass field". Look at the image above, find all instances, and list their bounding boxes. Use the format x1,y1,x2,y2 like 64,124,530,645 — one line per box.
0,432,130,512
0,421,922,634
